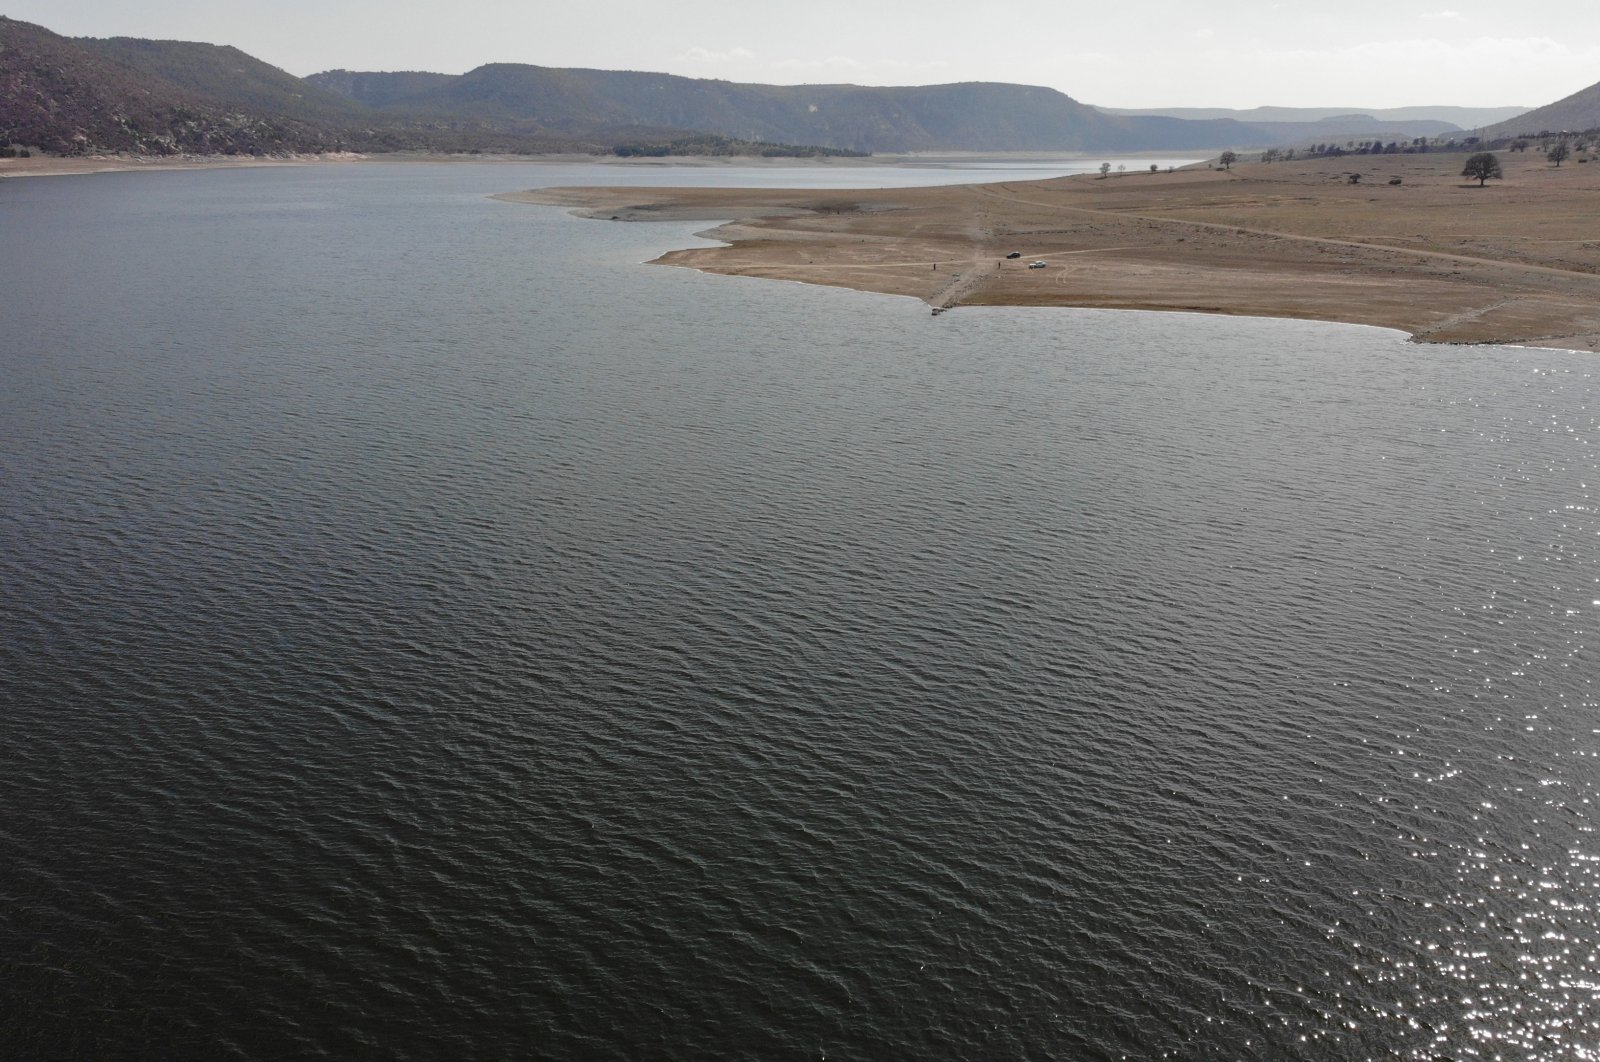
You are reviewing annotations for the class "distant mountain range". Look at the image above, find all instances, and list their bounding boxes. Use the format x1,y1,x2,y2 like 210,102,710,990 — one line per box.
304,66,1511,153
1098,108,1468,145
304,66,1267,153
2,14,1592,160
0,17,817,156
1097,104,1529,128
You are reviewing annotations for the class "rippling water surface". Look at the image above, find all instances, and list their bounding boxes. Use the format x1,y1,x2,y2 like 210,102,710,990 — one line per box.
2,161,1596,1060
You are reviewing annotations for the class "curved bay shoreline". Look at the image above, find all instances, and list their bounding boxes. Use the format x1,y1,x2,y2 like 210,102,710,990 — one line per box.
501,153,1600,352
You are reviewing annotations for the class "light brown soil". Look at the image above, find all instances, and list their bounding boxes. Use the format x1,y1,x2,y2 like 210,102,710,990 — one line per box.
500,152,1600,351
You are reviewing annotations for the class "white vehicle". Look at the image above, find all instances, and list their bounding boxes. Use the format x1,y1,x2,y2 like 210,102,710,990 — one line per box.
1028,260,1047,269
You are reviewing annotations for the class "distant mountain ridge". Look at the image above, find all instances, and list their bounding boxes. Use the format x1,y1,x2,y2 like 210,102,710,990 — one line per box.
306,66,1265,153
306,65,1478,154
86,35,367,125
2,14,1590,160
1477,81,1600,138
1097,104,1529,127
0,17,836,156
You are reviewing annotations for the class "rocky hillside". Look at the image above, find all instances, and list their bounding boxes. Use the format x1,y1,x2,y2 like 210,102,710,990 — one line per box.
0,16,341,155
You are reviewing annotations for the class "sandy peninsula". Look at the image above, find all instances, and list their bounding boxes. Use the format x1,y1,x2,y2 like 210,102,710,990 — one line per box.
501,151,1600,351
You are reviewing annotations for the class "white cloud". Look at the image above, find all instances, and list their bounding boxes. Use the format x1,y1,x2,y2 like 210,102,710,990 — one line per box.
1421,9,1463,19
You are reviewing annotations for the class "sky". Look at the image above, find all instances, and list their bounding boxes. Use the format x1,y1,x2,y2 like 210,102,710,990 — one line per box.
8,0,1599,110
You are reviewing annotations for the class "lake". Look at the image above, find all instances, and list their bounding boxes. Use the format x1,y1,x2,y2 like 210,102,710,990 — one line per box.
1,158,1595,1059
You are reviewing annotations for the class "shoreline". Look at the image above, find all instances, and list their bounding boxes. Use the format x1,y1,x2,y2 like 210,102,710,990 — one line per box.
0,152,373,180
499,153,1600,352
0,148,1190,181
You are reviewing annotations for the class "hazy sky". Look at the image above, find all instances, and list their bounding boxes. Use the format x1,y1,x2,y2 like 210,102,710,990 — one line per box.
9,0,1598,109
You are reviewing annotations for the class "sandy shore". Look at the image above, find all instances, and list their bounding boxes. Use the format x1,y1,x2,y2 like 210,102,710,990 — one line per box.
501,152,1600,351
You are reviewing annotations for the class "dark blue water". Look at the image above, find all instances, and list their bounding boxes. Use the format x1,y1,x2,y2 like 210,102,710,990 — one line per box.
2,162,1596,1060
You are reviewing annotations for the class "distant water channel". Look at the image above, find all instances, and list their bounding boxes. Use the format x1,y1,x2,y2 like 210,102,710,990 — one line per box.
2,159,1596,1059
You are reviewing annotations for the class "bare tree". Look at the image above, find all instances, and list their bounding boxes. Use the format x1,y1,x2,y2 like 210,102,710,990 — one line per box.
1549,141,1570,166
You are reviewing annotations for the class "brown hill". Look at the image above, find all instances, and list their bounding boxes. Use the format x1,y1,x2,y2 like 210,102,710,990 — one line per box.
1480,78,1600,138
